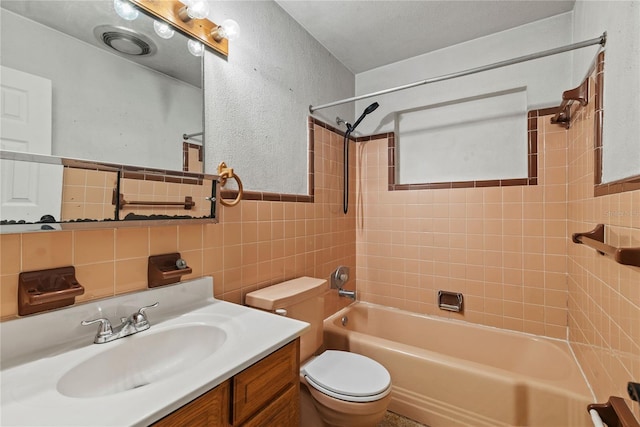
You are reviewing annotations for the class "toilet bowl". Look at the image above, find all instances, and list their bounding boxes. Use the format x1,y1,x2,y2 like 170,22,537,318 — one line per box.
245,277,391,427
301,350,392,427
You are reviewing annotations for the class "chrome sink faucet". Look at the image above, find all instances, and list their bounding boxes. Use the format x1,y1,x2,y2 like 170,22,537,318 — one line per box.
81,302,159,344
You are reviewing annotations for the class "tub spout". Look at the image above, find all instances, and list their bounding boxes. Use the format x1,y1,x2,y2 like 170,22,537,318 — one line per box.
338,288,356,300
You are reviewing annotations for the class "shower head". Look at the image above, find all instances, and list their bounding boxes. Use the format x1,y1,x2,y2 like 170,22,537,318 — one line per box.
347,102,379,133
363,102,380,115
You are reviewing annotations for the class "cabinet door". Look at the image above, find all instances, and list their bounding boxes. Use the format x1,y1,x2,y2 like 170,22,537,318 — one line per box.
241,383,299,427
233,339,299,425
153,380,230,427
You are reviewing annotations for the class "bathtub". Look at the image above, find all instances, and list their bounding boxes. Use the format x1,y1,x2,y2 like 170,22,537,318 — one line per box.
324,302,593,427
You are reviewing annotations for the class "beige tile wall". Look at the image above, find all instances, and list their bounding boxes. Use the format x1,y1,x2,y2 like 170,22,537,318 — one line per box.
355,120,571,339
119,177,213,219
0,124,355,320
61,168,118,221
565,73,640,407
354,67,640,407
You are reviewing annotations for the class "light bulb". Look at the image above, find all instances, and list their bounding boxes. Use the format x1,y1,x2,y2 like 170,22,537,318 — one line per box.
186,0,209,19
219,19,240,41
212,19,240,42
153,20,175,39
187,39,205,57
113,0,139,21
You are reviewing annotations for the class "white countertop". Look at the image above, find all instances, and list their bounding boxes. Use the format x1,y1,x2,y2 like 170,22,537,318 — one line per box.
0,277,309,426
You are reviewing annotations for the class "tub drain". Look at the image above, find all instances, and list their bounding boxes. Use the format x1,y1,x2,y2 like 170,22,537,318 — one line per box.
341,316,348,326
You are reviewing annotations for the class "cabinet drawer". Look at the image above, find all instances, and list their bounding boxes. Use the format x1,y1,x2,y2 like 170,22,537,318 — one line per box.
233,339,299,425
153,380,230,427
241,383,299,427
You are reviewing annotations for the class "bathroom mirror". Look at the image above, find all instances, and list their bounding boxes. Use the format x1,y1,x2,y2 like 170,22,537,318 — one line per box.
0,0,203,171
0,0,212,232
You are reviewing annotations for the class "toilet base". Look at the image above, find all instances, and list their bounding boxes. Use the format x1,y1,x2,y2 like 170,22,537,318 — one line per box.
301,384,326,427
300,378,391,427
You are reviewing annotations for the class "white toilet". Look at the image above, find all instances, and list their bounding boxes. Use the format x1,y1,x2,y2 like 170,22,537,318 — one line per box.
245,277,391,427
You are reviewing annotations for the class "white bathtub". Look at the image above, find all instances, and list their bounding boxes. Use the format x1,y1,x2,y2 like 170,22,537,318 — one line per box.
323,302,593,427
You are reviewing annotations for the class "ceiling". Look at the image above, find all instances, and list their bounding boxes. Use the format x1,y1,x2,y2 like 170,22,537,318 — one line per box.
275,0,576,74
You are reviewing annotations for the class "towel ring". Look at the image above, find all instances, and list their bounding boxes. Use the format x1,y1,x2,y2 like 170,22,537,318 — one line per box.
217,162,243,207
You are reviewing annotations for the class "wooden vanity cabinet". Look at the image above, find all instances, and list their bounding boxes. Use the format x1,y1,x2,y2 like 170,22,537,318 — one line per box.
152,339,300,427
153,380,231,427
233,338,300,425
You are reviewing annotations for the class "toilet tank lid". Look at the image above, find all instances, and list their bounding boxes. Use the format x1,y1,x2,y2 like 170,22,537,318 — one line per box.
245,277,328,310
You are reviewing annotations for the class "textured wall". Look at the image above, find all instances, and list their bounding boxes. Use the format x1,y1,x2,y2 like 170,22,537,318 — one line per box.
204,1,354,195
353,12,573,137
572,0,640,183
353,13,573,187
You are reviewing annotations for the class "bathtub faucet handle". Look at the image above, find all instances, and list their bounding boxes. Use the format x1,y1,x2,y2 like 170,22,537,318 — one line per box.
331,266,350,289
332,266,355,300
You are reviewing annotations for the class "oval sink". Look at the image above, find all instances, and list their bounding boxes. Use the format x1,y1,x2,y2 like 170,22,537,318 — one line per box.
57,324,226,398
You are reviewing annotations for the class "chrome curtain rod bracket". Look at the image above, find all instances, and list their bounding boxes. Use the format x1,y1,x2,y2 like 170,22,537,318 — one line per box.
183,131,204,140
309,32,607,113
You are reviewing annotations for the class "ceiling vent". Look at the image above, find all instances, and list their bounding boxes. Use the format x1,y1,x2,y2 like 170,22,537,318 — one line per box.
93,25,156,56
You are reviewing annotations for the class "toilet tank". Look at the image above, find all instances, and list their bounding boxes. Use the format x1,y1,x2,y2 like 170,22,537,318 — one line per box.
245,277,328,361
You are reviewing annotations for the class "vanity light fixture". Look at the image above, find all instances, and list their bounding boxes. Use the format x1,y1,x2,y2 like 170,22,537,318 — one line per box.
153,20,175,39
113,0,139,21
128,0,237,57
177,0,210,21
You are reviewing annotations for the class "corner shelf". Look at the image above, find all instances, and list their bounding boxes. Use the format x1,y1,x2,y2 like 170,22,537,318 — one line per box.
572,224,640,267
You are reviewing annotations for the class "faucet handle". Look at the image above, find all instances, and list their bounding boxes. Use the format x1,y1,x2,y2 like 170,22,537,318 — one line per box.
131,302,159,328
81,317,113,338
138,302,159,317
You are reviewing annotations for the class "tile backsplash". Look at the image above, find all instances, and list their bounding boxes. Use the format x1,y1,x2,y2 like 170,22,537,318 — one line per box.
355,119,571,339
0,122,356,320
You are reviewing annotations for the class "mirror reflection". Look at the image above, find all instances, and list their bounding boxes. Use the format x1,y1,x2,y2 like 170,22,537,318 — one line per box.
0,152,217,232
0,0,203,171
0,154,66,230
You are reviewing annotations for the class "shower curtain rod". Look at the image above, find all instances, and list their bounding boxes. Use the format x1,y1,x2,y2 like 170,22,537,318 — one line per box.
309,32,606,113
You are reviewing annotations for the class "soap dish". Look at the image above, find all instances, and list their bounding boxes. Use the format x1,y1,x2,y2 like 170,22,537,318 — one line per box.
148,253,192,288
18,266,85,316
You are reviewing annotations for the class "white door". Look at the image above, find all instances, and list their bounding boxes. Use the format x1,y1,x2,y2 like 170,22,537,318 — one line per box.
1,66,63,224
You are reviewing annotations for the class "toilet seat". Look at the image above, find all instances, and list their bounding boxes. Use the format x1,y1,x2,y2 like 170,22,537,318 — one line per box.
302,351,391,403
